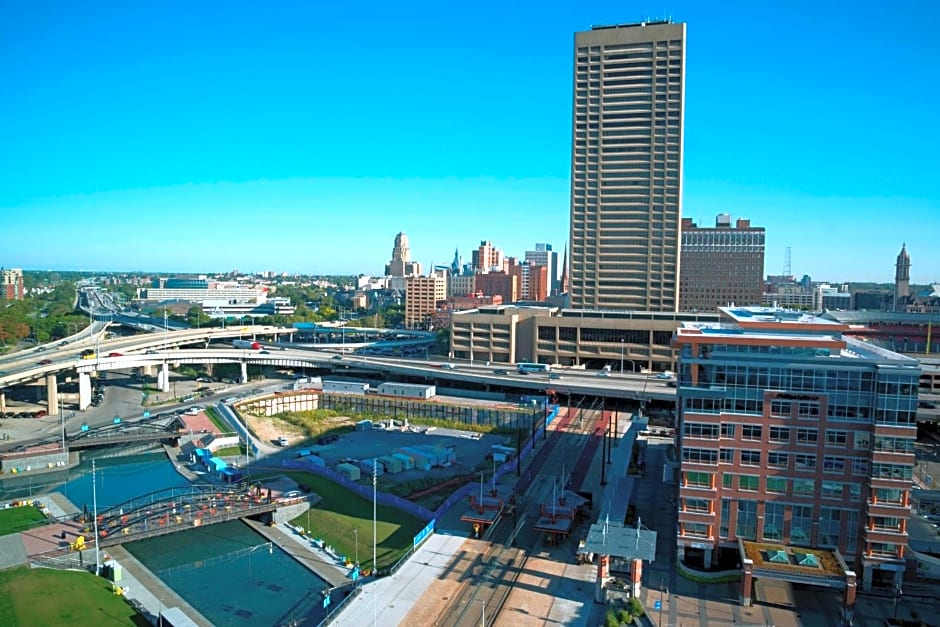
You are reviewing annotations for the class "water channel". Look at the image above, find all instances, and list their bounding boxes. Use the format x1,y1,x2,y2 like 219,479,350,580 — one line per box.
2,448,331,625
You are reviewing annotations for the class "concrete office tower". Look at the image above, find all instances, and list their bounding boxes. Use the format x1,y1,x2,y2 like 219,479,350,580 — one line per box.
525,243,560,295
675,306,916,594
385,232,422,277
894,244,911,312
679,214,765,311
0,268,25,300
569,20,686,311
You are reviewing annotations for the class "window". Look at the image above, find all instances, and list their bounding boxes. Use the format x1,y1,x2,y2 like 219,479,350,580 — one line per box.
682,522,709,537
770,399,790,417
720,498,731,537
684,422,720,439
826,430,848,448
736,499,758,540
848,483,862,501
873,516,902,532
821,481,844,500
819,508,842,548
793,479,815,497
683,448,718,464
764,502,785,541
766,477,788,494
823,456,846,474
790,504,813,546
797,401,820,418
739,475,759,491
871,464,913,481
851,459,869,475
794,454,816,471
685,471,712,488
721,423,736,439
684,498,710,513
719,448,735,464
767,452,789,469
741,450,761,466
796,428,818,445
769,426,790,443
875,488,904,504
741,425,762,441
869,542,898,558
722,473,733,488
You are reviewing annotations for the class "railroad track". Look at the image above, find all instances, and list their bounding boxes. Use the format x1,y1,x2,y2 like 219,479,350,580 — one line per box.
435,403,607,627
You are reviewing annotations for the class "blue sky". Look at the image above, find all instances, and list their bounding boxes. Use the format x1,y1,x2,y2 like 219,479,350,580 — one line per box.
1,0,937,283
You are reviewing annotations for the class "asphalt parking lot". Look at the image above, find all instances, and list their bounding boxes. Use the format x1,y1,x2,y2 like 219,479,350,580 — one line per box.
307,425,508,485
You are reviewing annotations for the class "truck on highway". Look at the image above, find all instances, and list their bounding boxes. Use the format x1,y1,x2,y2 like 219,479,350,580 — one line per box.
232,340,262,350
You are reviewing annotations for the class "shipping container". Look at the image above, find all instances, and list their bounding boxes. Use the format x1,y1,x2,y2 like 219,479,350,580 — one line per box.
337,462,361,481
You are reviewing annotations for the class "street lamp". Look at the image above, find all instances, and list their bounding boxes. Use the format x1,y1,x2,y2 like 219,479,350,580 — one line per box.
893,583,902,620
480,599,486,627
354,529,359,565
163,310,168,351
620,338,625,375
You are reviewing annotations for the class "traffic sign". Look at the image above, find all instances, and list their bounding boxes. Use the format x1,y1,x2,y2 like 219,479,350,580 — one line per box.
654,600,662,610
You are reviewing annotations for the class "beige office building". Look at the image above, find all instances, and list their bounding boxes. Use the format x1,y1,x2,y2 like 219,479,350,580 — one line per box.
569,20,686,311
405,274,447,329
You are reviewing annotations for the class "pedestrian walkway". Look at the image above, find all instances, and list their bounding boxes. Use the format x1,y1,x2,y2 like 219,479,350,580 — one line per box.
331,531,469,626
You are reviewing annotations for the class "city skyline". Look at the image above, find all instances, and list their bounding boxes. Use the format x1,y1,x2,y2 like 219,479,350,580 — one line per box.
2,1,938,283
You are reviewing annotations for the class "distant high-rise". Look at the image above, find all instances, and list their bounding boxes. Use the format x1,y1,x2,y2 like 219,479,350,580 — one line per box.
0,268,24,300
679,215,765,311
385,232,422,277
525,243,560,295
569,20,686,311
894,244,911,312
471,241,504,273
404,272,447,329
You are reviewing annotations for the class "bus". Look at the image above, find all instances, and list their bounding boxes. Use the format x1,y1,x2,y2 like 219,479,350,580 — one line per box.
517,362,550,374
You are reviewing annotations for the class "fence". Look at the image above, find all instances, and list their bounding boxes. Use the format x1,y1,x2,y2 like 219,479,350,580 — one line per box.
319,394,544,430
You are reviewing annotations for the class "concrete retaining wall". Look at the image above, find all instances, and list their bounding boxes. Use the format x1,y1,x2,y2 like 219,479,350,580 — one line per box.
273,500,311,525
239,392,320,416
2,450,70,474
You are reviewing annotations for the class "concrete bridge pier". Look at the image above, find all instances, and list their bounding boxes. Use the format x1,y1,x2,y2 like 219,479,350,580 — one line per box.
240,361,248,384
158,363,171,393
78,373,92,410
46,374,59,415
0,391,5,415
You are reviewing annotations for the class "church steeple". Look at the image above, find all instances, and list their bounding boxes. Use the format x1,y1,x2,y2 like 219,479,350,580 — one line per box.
894,243,911,312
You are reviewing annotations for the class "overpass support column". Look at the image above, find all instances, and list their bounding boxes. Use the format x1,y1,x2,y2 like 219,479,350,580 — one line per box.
46,374,59,415
0,392,5,415
241,361,248,384
78,373,92,411
159,363,170,393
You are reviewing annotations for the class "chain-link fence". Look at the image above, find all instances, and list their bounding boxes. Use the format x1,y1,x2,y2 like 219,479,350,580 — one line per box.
319,394,543,430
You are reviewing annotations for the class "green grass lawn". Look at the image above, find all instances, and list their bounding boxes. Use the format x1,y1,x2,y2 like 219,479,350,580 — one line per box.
0,566,147,626
284,472,426,572
0,506,47,537
204,406,231,433
212,445,245,457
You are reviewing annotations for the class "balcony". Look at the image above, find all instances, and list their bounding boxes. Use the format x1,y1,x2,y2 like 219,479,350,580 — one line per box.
863,527,909,545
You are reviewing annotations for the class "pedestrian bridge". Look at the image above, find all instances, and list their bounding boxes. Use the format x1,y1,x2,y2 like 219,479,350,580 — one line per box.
87,484,279,547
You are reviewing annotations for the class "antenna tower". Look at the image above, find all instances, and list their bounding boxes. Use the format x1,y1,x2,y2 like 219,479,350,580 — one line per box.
783,246,792,277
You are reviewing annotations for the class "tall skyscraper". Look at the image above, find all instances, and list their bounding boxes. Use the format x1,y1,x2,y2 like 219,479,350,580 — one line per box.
569,20,686,311
679,214,765,311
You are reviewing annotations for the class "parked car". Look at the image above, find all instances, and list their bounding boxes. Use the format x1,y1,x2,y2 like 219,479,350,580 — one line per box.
108,352,123,357
39,359,53,365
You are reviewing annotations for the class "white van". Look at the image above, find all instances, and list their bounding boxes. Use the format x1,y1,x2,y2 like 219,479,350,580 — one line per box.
277,437,289,447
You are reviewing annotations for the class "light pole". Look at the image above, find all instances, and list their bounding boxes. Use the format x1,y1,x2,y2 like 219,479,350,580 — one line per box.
354,528,359,565
480,599,486,626
163,310,168,351
620,338,624,375
893,583,902,620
